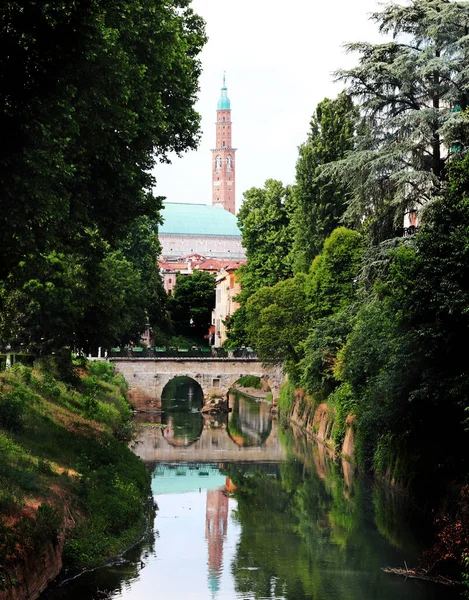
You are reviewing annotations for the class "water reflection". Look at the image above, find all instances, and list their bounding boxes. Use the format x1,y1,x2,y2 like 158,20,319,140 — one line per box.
40,394,460,600
132,391,285,463
227,390,272,447
161,376,204,445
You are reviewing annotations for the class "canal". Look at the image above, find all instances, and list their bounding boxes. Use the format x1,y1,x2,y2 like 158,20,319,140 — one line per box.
41,377,460,600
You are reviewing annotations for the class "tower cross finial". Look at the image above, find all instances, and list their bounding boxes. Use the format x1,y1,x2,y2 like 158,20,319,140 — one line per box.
223,71,226,87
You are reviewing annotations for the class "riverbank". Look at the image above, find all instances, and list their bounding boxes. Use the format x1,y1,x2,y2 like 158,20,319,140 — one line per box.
0,358,152,600
279,380,469,590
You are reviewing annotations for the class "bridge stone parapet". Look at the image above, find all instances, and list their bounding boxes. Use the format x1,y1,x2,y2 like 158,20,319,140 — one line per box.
110,358,283,411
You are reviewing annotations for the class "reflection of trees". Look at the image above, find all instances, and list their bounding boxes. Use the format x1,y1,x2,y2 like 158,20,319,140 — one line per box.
227,392,272,447
228,431,425,600
161,377,204,445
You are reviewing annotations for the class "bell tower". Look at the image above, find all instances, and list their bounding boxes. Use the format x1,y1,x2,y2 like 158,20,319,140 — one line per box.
211,74,236,215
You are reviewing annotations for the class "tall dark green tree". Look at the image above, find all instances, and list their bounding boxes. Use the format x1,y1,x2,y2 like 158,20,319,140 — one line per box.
0,0,206,351
169,270,215,339
291,92,358,273
336,152,469,485
324,0,469,230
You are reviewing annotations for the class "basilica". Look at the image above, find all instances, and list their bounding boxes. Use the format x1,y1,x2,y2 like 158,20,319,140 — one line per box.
159,76,245,261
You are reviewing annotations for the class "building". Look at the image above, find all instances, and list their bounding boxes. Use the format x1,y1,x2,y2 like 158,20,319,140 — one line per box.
212,73,236,215
205,487,228,596
159,202,244,259
159,256,243,295
158,76,245,261
213,262,245,347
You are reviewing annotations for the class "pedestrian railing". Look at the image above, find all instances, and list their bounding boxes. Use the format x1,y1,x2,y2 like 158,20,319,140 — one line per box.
109,347,258,359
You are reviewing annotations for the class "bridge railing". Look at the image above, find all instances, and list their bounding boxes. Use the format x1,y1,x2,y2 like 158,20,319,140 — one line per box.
109,346,258,359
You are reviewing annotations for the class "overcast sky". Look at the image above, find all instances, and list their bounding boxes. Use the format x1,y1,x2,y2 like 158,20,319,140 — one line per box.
152,0,386,213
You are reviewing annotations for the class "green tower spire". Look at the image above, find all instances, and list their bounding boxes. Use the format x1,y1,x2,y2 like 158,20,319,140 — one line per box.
217,72,231,110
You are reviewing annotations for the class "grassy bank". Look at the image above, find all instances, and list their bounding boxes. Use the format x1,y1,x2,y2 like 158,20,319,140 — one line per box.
0,358,151,592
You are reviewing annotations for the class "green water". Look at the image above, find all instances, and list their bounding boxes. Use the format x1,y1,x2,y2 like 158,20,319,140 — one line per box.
40,380,461,600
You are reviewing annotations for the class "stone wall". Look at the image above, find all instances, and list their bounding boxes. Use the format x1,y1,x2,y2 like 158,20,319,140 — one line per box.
288,388,356,463
159,234,245,259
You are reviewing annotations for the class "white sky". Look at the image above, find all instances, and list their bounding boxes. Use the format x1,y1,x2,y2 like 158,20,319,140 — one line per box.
152,0,385,214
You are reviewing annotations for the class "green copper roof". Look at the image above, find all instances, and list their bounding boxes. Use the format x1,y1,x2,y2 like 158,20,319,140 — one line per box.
217,89,230,110
217,73,231,110
159,203,241,237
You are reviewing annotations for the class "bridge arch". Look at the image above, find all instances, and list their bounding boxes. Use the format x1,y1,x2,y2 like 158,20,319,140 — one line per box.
110,358,283,412
160,376,204,446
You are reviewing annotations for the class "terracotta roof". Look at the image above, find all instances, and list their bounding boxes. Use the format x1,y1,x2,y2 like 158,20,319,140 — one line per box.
196,259,226,271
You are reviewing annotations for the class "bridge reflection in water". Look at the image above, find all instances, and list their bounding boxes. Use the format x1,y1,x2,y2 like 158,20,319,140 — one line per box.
131,382,286,463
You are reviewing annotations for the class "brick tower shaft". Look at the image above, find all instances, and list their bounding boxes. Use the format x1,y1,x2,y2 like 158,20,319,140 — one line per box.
211,75,236,215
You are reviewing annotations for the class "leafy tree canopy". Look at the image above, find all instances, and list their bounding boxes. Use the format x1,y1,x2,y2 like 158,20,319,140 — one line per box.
0,0,206,351
237,179,295,299
245,275,308,372
169,270,215,337
305,227,363,321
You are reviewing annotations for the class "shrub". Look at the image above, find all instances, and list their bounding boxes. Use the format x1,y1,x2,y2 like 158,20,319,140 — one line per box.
278,380,296,416
39,373,61,400
19,504,61,547
328,383,357,449
37,458,54,475
0,387,32,431
0,478,23,513
95,402,121,429
236,375,263,389
88,361,117,383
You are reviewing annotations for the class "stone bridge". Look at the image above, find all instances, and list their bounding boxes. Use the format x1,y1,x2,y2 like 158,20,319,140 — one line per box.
110,358,283,411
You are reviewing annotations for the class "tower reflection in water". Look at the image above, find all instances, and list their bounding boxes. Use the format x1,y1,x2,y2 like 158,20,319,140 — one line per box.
205,485,228,594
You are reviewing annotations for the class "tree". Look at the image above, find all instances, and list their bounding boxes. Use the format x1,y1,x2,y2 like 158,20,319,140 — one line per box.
245,275,308,373
224,180,294,347
324,0,469,230
169,270,215,338
0,0,206,352
291,92,358,273
118,216,170,339
299,228,363,398
237,180,295,298
336,152,469,482
305,227,363,321
0,243,160,353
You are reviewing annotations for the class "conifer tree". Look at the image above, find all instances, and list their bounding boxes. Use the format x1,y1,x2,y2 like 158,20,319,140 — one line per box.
324,0,469,230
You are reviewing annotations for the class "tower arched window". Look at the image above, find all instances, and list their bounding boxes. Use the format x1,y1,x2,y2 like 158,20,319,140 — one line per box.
226,155,232,171
215,155,222,171
222,141,225,147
